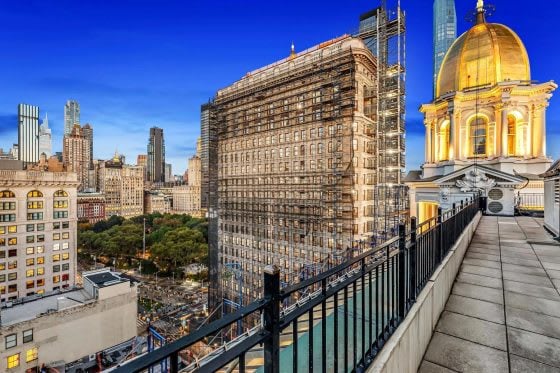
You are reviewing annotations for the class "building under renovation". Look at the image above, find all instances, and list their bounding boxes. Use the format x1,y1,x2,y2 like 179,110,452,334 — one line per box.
204,3,407,313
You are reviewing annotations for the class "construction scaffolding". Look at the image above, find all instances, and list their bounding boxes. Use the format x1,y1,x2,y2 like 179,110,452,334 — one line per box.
355,0,409,244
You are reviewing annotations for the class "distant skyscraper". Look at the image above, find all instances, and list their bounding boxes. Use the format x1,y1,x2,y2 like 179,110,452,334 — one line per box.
147,127,165,183
433,0,457,97
63,124,91,191
81,123,93,169
165,163,172,183
64,100,80,135
18,103,40,164
39,113,52,158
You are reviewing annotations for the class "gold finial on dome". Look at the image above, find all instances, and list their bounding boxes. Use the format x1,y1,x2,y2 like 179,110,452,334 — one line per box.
476,0,484,12
289,42,296,59
476,0,486,24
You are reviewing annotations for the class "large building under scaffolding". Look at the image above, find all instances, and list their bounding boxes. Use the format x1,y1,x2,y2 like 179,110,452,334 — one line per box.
205,28,407,313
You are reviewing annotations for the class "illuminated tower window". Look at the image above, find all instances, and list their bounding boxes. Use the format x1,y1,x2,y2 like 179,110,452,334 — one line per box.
507,114,517,156
470,116,487,156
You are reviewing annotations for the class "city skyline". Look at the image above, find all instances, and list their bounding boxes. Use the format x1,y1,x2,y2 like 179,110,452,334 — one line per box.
0,0,558,173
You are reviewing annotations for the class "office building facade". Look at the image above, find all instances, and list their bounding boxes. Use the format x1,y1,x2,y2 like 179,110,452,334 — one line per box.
38,114,52,159
63,125,91,191
0,169,79,301
17,104,40,164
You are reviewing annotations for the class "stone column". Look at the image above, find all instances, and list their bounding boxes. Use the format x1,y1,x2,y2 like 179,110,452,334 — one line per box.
425,120,432,163
494,104,503,157
448,108,455,160
501,106,509,158
532,103,547,158
454,110,461,161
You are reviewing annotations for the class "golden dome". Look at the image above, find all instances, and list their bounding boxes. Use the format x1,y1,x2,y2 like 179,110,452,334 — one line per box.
436,22,530,97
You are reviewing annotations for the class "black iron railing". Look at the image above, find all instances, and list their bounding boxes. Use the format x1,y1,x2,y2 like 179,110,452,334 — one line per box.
114,198,480,373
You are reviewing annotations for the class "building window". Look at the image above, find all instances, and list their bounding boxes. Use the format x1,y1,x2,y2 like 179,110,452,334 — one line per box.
62,253,69,260
62,222,69,229
27,212,43,221
0,214,16,222
62,232,69,239
6,353,19,369
36,223,44,231
37,267,44,276
0,274,5,282
0,238,4,246
37,257,44,264
53,211,68,219
26,247,34,255
54,190,68,197
53,254,60,262
27,201,43,209
25,347,37,362
26,269,34,277
53,275,60,283
8,238,16,245
8,284,17,293
8,273,17,281
53,200,68,208
469,116,487,156
53,222,60,230
26,280,34,289
27,190,43,198
5,334,16,349
26,224,34,232
0,202,16,211
53,243,60,251
36,246,44,254
62,263,69,271
8,226,16,233
62,273,70,281
0,191,15,198
53,265,60,273
8,261,16,270
36,279,44,287
26,258,34,266
26,236,34,244
8,249,16,257
53,233,60,240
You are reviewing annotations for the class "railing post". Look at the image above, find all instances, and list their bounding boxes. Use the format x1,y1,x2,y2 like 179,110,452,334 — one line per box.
398,223,406,319
409,217,417,303
170,351,179,373
437,207,443,263
263,265,280,373
452,203,457,242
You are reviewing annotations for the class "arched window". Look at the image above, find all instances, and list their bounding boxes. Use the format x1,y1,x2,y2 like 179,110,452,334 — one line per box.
507,114,517,156
27,190,43,198
0,191,15,198
54,190,68,197
469,116,488,157
438,120,450,161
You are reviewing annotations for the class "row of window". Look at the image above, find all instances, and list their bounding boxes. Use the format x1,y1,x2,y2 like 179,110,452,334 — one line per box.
0,274,70,294
0,221,70,235
221,124,345,152
0,190,68,199
6,348,37,368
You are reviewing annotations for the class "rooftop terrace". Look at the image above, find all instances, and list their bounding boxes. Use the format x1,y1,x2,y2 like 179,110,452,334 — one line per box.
420,216,560,373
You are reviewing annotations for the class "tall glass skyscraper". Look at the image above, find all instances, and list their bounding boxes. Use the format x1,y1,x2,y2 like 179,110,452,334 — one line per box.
18,103,40,164
433,0,457,97
64,99,80,135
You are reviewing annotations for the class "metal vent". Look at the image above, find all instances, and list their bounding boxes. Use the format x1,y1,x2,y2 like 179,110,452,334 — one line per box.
488,201,503,214
488,188,503,200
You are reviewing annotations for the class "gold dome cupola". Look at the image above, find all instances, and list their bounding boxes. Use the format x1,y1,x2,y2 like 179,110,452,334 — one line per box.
436,0,531,98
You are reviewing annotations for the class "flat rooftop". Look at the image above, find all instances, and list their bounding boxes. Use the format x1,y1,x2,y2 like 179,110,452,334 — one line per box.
1,288,94,327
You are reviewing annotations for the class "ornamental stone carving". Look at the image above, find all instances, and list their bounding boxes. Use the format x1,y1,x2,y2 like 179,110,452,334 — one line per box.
456,169,496,192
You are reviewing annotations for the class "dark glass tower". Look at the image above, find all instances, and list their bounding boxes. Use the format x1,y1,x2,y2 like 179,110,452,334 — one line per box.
433,0,457,97
147,127,165,183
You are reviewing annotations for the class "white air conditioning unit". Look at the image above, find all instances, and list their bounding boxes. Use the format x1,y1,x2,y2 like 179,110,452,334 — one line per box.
89,354,96,362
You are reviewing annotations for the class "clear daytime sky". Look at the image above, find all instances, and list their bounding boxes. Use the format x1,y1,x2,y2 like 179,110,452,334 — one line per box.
0,0,558,174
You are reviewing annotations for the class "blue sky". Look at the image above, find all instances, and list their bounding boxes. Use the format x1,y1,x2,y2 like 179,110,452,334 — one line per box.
0,0,558,173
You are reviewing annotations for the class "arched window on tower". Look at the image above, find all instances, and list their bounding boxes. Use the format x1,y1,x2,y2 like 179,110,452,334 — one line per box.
507,114,517,156
438,120,450,161
469,116,488,157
